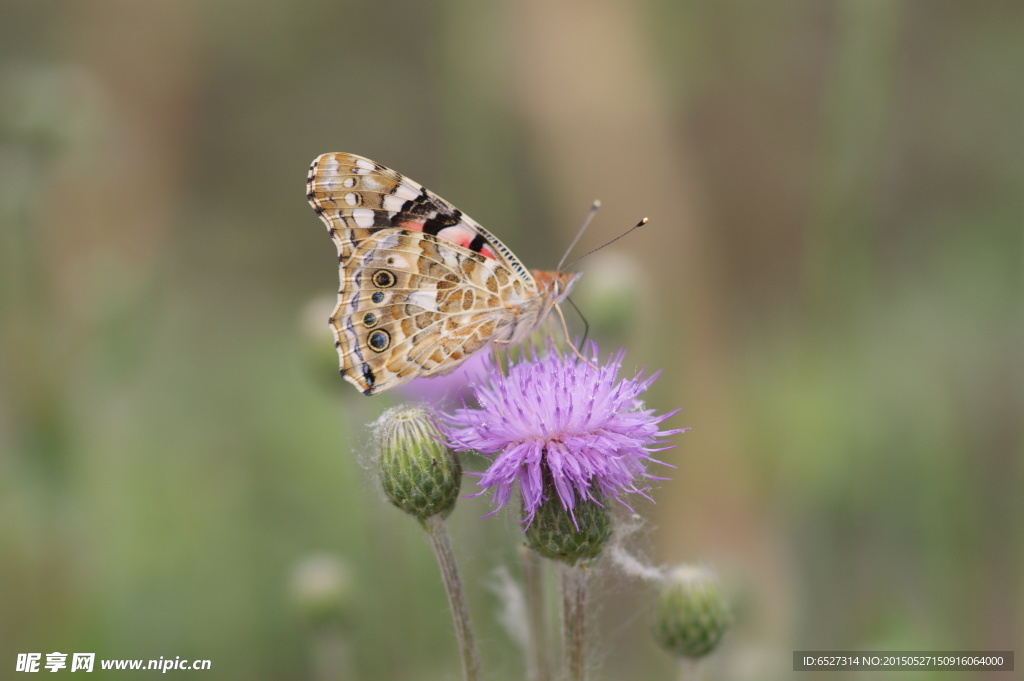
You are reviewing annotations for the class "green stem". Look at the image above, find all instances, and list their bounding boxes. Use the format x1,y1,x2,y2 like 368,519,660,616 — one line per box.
423,515,481,681
521,545,552,681
561,565,588,681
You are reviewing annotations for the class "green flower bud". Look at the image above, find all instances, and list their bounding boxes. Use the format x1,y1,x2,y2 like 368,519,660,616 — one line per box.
375,404,462,522
653,565,732,660
524,488,612,566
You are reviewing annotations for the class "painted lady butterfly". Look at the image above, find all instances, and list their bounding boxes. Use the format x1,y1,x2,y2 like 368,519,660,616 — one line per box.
307,153,580,395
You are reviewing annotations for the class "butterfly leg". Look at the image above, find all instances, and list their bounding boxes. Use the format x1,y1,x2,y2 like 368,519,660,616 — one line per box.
552,303,598,369
492,340,511,377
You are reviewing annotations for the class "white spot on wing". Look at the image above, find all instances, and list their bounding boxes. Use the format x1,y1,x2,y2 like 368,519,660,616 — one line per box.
382,194,405,212
352,208,374,228
345,193,358,206
355,158,375,170
407,290,437,311
343,177,355,188
379,233,402,249
386,254,410,269
439,248,462,269
393,181,421,201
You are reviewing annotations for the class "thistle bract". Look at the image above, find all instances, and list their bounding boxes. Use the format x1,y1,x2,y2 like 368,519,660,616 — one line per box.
524,486,611,565
375,404,462,522
653,566,732,660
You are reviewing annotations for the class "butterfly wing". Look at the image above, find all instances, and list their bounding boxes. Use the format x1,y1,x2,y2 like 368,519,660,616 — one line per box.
308,153,552,394
333,229,525,395
307,152,534,284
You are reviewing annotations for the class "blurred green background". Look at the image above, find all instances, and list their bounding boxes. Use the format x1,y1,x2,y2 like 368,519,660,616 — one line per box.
1,1,1020,680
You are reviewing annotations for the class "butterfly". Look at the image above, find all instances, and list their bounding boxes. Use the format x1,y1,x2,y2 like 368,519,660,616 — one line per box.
307,152,581,395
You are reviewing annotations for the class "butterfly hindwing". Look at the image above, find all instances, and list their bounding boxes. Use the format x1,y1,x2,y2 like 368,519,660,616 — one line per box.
331,229,513,395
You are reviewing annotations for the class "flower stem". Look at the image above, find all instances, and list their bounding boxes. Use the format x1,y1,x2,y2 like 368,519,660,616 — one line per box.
423,515,481,681
521,545,552,681
561,565,588,681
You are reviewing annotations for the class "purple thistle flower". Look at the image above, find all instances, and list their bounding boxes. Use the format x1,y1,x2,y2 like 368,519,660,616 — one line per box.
445,342,685,524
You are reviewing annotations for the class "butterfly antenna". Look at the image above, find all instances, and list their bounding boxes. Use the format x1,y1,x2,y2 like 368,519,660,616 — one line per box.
557,200,601,272
553,303,597,369
563,217,649,271
565,296,590,347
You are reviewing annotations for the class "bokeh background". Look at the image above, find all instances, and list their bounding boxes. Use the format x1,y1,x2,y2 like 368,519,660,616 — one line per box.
1,1,1021,680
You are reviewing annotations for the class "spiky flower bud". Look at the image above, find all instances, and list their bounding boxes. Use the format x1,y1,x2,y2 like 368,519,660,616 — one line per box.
653,565,732,660
375,404,462,522
524,481,612,565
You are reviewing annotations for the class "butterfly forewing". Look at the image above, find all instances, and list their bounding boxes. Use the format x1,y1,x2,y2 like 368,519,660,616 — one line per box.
308,152,534,284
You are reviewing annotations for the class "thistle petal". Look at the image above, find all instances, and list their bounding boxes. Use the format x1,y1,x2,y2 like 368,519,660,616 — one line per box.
444,342,682,522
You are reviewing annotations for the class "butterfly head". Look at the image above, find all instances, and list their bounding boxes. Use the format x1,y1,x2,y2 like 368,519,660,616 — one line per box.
532,269,582,308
